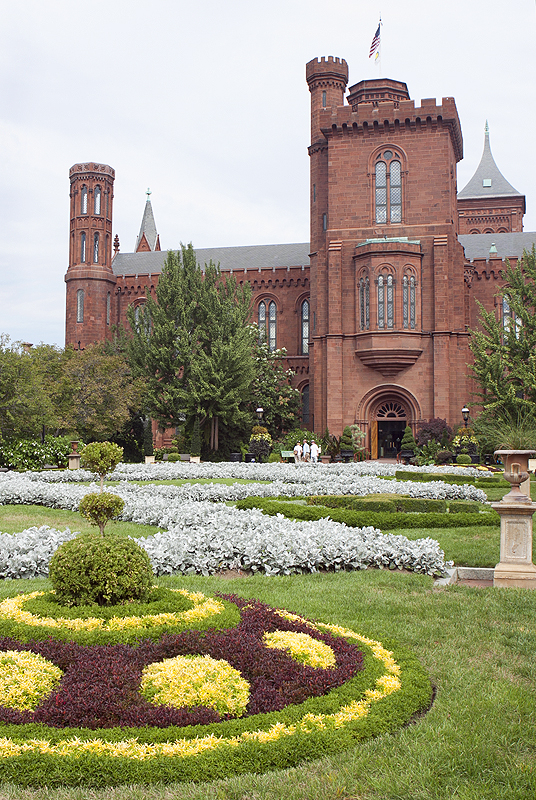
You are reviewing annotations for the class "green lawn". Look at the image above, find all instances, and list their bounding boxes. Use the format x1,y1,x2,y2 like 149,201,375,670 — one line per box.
0,569,533,799
0,505,161,539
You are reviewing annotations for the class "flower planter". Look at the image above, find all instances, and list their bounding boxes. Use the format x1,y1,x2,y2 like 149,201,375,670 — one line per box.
340,449,354,463
398,450,414,465
144,456,155,464
320,455,331,464
229,453,242,462
190,455,201,463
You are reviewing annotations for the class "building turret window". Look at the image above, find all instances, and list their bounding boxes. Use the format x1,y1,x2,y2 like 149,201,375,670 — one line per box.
301,299,310,355
378,273,394,329
403,275,416,329
106,292,111,325
93,233,99,263
81,185,88,215
375,151,403,223
359,276,370,330
76,289,84,323
94,186,101,215
80,232,86,263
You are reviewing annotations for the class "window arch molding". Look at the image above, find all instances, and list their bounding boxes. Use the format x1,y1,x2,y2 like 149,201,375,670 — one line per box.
402,265,418,330
368,144,408,225
357,269,370,331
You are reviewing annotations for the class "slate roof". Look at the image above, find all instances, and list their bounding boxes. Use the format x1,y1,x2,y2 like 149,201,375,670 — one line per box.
459,232,536,261
458,123,522,200
135,198,159,251
112,243,310,276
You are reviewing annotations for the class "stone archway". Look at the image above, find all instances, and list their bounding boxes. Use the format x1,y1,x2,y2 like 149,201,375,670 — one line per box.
356,386,422,460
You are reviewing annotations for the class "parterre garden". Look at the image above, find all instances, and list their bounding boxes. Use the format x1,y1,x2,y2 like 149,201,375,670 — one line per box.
0,460,534,799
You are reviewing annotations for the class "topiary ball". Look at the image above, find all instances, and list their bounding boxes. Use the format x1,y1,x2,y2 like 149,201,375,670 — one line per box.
456,453,473,465
49,534,154,607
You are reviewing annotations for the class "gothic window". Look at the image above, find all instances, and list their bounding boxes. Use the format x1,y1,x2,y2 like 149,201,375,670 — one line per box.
301,299,310,355
81,185,88,215
322,90,327,108
359,277,370,330
378,273,394,329
301,384,310,425
94,186,101,215
93,233,99,263
403,275,416,329
375,150,403,224
502,296,521,337
322,213,327,231
76,289,84,323
80,232,86,263
258,300,277,351
106,292,111,325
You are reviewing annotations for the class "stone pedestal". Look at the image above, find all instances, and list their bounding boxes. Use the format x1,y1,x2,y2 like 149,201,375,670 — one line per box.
492,451,536,589
68,453,81,470
144,456,155,464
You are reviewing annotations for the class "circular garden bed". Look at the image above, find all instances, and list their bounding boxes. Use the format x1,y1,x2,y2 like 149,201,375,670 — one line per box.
0,588,432,787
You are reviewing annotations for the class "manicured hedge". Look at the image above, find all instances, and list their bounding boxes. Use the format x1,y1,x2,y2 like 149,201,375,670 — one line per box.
394,470,509,489
307,495,448,514
236,497,500,530
448,500,486,513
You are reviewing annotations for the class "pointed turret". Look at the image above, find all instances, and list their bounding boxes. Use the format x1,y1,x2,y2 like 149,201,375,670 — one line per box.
135,189,161,252
458,123,525,234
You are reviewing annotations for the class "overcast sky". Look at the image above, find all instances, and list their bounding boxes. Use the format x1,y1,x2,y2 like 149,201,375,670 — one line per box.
1,0,535,347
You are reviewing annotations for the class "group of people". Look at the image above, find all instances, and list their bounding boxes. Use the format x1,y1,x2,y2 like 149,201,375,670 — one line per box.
293,438,320,463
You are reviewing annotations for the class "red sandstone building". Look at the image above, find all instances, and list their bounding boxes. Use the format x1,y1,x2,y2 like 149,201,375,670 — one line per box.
65,56,536,457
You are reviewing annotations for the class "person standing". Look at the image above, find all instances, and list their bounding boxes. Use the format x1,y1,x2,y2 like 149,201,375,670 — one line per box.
310,440,319,463
302,439,310,462
293,441,302,463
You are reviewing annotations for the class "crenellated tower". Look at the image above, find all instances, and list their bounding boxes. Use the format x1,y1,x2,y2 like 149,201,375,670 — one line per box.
65,163,117,348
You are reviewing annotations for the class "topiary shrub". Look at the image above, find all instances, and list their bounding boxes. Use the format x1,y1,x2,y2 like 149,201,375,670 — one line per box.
167,452,181,462
79,492,125,536
49,533,154,607
400,425,418,453
80,441,124,491
435,449,454,465
456,453,472,465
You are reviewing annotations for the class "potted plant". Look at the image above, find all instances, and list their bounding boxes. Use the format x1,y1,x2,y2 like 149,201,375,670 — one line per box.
399,425,417,464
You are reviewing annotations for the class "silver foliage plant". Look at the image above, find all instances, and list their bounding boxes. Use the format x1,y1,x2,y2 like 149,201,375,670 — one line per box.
0,467,482,578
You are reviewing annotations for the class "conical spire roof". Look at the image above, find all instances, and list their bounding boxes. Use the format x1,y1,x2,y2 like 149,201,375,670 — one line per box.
458,122,521,200
135,190,161,252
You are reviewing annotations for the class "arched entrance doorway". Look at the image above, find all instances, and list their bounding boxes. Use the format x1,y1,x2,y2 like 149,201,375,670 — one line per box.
356,387,421,460
373,400,407,459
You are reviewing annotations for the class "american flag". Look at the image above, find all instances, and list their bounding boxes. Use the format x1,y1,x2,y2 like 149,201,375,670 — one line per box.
369,22,381,58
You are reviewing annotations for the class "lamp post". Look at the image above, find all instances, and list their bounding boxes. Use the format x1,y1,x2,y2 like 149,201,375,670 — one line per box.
461,406,470,428
256,407,264,423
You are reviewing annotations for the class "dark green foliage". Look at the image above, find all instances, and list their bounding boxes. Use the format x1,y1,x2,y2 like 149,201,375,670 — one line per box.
448,500,485,513
167,452,181,462
78,492,125,536
0,435,71,470
190,416,201,456
80,441,123,491
127,246,255,452
416,418,453,446
395,470,475,485
143,417,154,456
435,449,454,465
400,425,417,453
456,454,472,465
48,534,154,607
247,342,301,440
339,426,354,451
236,497,500,530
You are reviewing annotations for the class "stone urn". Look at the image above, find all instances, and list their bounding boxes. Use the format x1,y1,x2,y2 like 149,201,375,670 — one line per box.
492,450,536,589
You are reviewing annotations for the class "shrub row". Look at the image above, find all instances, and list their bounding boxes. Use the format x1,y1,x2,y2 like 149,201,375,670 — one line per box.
306,495,485,514
395,470,509,488
236,498,500,530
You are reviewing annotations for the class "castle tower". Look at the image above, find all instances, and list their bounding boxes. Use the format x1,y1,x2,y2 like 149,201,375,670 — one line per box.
135,189,161,252
65,163,117,348
457,122,525,234
307,57,469,452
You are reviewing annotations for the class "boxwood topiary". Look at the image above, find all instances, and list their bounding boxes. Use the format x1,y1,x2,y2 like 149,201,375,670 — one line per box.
456,453,472,465
49,533,154,607
78,491,125,536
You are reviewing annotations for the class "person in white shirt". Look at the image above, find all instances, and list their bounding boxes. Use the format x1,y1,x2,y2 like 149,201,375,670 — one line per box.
293,442,302,463
302,439,311,462
310,440,319,463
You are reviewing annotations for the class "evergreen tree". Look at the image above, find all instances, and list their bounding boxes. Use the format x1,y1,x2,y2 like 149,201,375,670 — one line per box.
469,246,536,421
247,342,301,440
127,246,254,451
400,425,417,453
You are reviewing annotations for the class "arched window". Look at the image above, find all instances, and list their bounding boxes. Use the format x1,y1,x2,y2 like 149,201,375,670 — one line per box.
94,186,101,215
359,276,370,330
301,384,310,425
301,299,309,355
375,150,403,223
80,232,86,263
93,233,99,263
403,275,416,329
81,185,88,215
106,292,111,325
503,296,521,337
378,273,394,329
258,300,277,351
76,289,84,323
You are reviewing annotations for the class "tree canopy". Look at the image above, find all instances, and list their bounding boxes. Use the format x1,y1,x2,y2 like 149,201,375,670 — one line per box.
469,245,536,421
127,245,255,451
